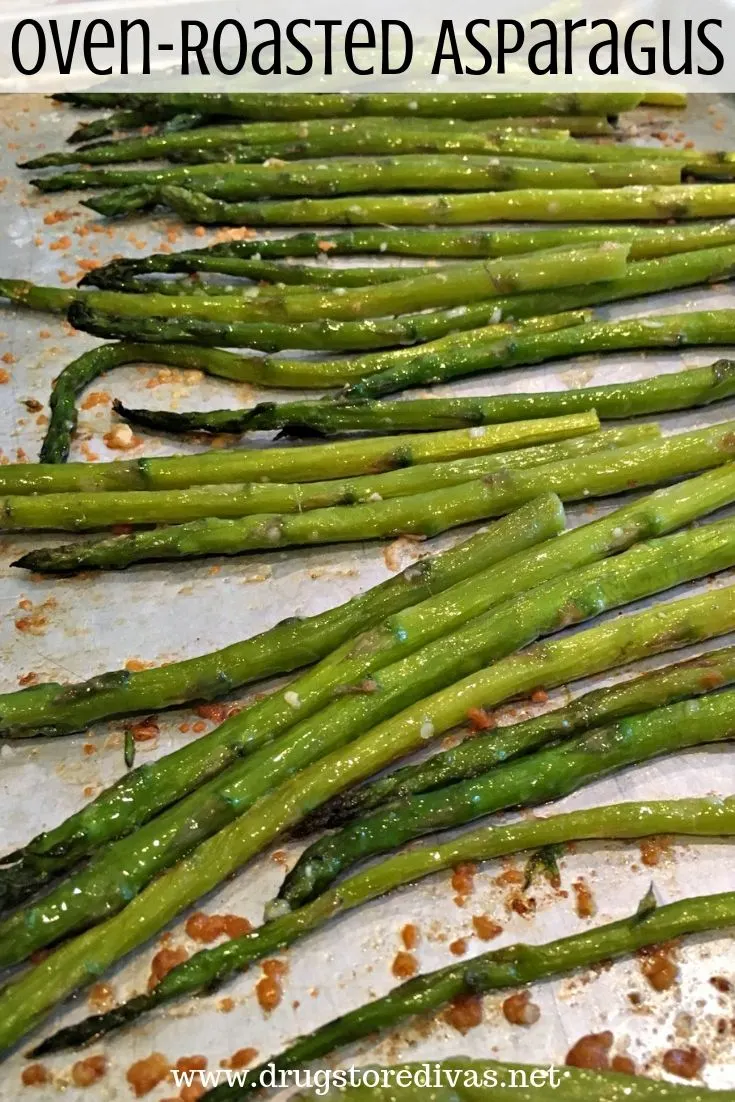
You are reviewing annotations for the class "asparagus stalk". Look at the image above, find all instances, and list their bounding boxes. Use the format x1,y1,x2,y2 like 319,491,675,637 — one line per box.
36,156,682,205
69,245,735,353
12,425,735,574
2,242,630,325
142,182,735,226
1,576,733,1054
118,260,446,291
51,91,644,120
1,412,595,496
25,117,610,169
34,245,640,324
201,888,735,1102
7,482,735,955
0,497,563,742
66,106,212,143
37,341,262,464
31,794,735,1052
119,360,735,438
41,316,587,466
83,220,735,287
4,424,653,533
337,309,735,399
301,646,735,831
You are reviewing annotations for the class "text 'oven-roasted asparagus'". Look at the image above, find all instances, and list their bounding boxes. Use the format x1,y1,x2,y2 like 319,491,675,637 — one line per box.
198,888,735,1101
4,424,651,532
30,793,735,1052
118,360,735,439
2,573,734,1053
66,246,735,353
13,423,735,572
6,472,735,956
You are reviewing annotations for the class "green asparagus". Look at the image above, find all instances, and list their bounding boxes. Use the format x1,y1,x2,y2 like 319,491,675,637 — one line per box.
337,309,735,399
201,887,735,1101
300,646,735,831
25,117,612,169
51,91,644,120
7,476,735,954
1,575,732,1054
0,496,563,742
29,794,735,1052
83,221,735,288
117,360,735,438
1,412,596,496
69,245,735,353
14,423,735,572
4,424,655,533
141,182,735,226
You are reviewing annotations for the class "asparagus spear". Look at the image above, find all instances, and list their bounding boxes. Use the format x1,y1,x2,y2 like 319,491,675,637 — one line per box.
18,492,735,956
17,423,735,574
66,106,210,143
69,245,735,353
7,474,735,952
37,341,262,464
337,309,735,399
118,360,735,438
51,91,644,120
36,156,683,205
4,418,731,517
40,314,586,465
4,424,653,533
25,117,609,169
141,182,735,226
3,412,595,496
83,220,735,287
301,646,735,831
200,888,735,1102
117,260,445,291
1,576,732,1054
279,659,735,901
31,794,735,1052
0,496,563,742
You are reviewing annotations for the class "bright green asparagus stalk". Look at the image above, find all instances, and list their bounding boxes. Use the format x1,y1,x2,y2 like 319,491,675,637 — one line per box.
117,260,445,292
1,243,629,326
20,244,637,325
69,245,735,353
301,646,735,832
117,360,735,438
143,182,735,226
30,793,735,1053
201,886,735,1101
7,486,735,958
0,498,568,905
281,664,735,906
338,309,735,399
36,156,682,204
1,576,732,1054
5,423,654,533
38,318,586,465
0,497,564,742
0,412,594,496
83,221,735,288
37,341,262,464
15,424,735,572
52,90,644,120
25,117,611,169
8,476,735,955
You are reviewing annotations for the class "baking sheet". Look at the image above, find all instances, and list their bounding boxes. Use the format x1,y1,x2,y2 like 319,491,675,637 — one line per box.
1,93,735,1096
